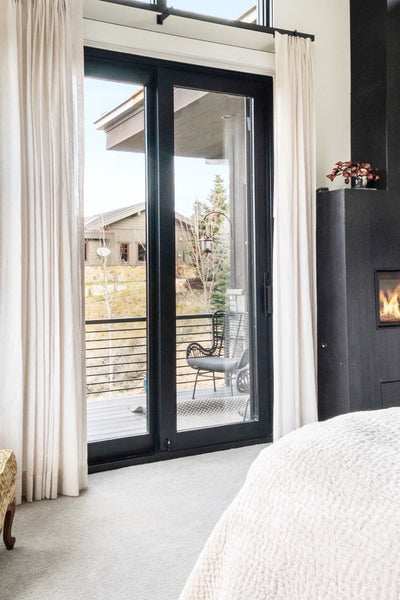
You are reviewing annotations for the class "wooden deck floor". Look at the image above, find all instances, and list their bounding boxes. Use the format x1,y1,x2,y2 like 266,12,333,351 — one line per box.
87,386,250,443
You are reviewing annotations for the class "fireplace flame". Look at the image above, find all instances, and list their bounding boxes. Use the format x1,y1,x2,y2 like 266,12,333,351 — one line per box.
380,284,400,322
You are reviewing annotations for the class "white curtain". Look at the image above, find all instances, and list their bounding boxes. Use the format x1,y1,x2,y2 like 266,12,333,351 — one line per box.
0,0,87,501
272,33,318,440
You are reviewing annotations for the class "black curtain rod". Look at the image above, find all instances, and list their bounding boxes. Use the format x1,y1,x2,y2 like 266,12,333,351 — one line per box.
272,28,315,41
100,0,315,42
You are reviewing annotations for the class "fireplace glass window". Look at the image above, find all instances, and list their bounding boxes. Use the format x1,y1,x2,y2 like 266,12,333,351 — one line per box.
377,271,400,325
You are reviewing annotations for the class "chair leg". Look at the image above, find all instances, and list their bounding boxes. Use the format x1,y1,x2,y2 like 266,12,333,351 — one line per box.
243,397,250,421
192,370,200,399
3,499,16,550
212,371,216,392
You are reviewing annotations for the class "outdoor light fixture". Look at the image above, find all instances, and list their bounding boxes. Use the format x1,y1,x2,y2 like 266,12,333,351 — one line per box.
201,211,233,254
201,236,213,253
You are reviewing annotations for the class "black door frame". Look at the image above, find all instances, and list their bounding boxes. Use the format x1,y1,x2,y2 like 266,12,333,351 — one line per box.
85,47,273,472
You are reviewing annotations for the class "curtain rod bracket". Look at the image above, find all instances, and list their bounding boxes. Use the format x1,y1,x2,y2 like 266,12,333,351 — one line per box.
156,11,169,25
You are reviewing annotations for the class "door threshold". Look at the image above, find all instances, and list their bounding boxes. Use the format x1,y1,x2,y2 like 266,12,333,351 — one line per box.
88,435,271,474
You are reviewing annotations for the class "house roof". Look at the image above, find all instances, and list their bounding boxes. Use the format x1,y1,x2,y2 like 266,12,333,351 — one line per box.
84,203,191,230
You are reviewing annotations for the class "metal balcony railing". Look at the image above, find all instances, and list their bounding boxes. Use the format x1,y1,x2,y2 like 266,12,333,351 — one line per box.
86,313,225,397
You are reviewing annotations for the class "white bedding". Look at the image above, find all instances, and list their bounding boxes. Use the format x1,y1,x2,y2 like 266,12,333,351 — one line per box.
180,408,400,599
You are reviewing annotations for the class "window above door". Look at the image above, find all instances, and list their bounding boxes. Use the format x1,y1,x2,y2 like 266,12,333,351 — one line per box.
100,0,271,28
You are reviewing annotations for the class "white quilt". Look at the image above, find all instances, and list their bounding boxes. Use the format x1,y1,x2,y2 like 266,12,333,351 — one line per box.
180,408,400,599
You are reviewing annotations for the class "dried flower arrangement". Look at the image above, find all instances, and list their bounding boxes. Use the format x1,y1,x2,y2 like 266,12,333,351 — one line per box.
327,161,380,187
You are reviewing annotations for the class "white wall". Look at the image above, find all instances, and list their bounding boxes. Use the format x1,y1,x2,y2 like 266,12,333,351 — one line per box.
274,0,351,189
83,0,351,190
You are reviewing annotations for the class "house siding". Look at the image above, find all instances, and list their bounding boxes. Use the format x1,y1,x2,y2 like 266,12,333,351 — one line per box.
85,211,191,266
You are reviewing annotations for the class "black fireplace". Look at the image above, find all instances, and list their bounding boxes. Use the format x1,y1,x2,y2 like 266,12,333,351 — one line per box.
317,192,400,420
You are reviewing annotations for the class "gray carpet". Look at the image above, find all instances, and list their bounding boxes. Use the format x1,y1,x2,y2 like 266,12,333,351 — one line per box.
1,444,267,600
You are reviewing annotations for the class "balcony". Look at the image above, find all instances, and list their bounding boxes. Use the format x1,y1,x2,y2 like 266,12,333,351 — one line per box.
86,313,250,442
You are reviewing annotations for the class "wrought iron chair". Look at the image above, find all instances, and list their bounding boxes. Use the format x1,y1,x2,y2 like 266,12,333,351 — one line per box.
186,310,249,399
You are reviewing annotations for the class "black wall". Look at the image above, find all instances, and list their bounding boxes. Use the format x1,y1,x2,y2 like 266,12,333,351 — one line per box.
350,0,400,191
386,1,400,191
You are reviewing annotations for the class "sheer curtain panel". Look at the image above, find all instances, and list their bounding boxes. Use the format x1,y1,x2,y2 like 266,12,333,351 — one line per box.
272,33,318,440
0,0,87,502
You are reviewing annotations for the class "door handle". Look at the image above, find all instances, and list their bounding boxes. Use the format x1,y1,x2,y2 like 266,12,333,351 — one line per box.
263,272,272,317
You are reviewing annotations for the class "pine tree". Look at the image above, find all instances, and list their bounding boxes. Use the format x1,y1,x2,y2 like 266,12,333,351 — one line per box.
208,175,230,311
184,175,230,312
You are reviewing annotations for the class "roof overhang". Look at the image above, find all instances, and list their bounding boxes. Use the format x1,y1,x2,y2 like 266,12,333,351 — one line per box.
94,87,246,159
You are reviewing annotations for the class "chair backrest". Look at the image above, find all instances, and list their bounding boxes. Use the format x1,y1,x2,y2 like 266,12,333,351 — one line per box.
213,310,248,361
211,310,226,356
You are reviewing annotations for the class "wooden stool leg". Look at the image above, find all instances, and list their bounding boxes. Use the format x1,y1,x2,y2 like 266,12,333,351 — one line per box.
3,500,16,550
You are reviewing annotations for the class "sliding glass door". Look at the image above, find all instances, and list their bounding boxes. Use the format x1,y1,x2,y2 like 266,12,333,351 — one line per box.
85,49,272,468
174,88,256,432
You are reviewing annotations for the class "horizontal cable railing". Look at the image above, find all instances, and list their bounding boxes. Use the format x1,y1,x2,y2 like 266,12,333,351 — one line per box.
86,313,225,397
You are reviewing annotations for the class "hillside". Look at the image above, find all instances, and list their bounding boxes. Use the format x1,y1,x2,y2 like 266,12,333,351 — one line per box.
85,264,207,320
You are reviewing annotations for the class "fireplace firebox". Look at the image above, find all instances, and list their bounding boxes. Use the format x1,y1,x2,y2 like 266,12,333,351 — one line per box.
376,270,400,326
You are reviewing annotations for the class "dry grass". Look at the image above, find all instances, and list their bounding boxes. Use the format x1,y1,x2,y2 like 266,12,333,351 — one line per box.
85,265,207,320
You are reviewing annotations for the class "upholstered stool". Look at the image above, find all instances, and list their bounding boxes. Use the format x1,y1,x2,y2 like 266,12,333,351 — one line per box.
0,450,16,550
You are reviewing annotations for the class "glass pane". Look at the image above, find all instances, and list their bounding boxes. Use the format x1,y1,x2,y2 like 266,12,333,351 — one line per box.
170,1,257,22
174,87,257,431
377,271,400,325
84,77,148,442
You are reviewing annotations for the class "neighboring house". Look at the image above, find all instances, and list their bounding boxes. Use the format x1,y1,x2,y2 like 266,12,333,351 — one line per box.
84,203,192,266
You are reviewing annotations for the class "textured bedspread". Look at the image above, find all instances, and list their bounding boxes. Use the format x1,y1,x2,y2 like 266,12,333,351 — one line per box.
180,409,400,599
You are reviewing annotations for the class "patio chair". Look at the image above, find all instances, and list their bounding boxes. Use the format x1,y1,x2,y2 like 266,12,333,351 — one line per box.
186,310,249,399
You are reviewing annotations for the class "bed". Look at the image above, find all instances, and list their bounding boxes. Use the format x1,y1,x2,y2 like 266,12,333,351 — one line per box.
180,408,400,599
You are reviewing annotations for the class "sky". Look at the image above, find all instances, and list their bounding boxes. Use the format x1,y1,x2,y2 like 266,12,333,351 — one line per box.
163,0,253,20
83,1,254,218
84,78,229,219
